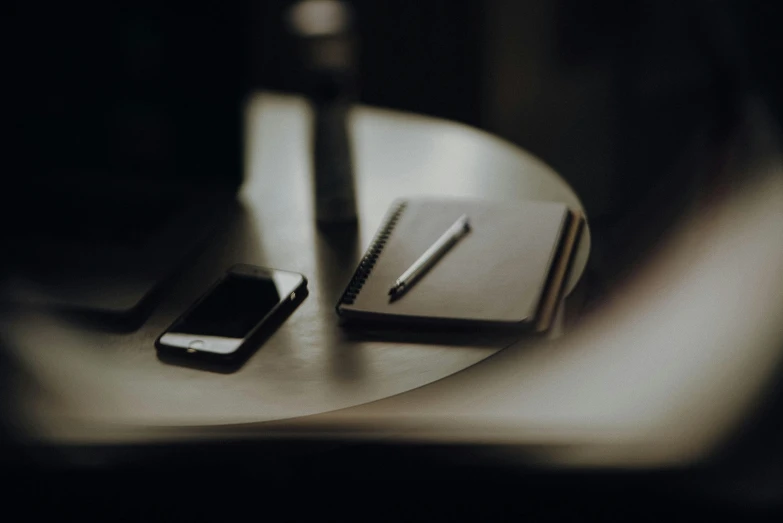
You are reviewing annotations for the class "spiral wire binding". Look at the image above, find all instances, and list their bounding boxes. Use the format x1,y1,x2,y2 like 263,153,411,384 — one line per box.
337,201,408,308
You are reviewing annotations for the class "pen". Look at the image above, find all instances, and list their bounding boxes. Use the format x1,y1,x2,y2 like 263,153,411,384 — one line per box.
388,214,471,298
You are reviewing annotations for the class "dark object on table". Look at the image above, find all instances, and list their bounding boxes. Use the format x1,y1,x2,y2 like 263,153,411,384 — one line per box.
338,198,583,332
156,265,308,371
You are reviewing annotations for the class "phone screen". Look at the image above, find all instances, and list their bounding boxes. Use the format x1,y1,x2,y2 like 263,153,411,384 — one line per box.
157,270,303,355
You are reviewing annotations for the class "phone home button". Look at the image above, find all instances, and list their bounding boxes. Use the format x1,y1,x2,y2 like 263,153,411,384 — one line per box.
188,340,205,351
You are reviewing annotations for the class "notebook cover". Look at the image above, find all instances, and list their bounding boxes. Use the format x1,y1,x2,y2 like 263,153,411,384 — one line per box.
337,198,574,326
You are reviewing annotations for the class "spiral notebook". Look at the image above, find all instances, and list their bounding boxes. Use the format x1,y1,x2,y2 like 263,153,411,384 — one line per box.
336,198,584,331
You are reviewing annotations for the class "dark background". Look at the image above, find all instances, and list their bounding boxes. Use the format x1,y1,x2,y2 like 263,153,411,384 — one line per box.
8,0,782,285
6,1,783,519
251,0,783,291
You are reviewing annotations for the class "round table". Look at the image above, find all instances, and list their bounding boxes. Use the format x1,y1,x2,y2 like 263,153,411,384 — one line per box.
7,93,589,440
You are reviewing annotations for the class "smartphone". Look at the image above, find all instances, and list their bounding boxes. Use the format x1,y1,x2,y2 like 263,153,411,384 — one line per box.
155,265,308,363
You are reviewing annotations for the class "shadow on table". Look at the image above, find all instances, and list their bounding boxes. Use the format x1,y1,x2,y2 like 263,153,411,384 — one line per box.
337,320,527,349
314,224,368,382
